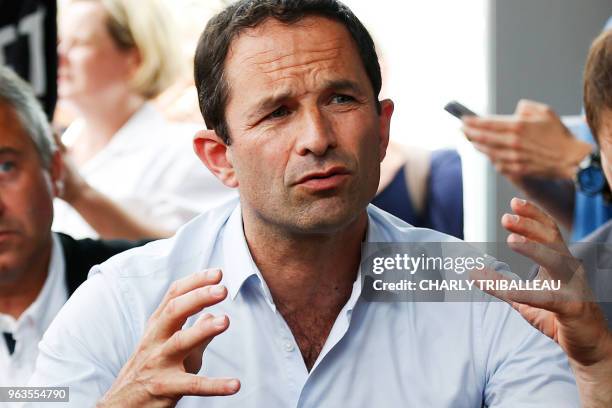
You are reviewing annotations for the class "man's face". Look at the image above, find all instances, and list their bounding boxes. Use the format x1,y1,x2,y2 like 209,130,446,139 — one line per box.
597,109,612,188
222,16,392,233
0,102,55,284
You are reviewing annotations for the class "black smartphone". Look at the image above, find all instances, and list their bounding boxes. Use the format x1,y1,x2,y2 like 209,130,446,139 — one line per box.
444,101,478,119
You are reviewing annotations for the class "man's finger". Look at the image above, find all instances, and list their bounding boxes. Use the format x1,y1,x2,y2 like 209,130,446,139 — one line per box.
512,302,557,339
163,314,229,361
501,213,558,244
155,269,223,317
155,374,240,397
509,198,560,233
470,266,562,311
506,234,580,283
156,284,228,338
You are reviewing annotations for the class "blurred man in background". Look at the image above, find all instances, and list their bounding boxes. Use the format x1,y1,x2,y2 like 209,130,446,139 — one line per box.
0,66,146,392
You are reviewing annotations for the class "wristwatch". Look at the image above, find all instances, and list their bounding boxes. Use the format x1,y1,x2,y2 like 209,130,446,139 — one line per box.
575,150,612,201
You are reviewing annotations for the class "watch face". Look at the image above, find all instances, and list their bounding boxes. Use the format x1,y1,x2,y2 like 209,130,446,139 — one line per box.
578,166,607,195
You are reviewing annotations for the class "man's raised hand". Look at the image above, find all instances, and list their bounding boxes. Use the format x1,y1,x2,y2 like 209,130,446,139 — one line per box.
474,198,612,407
97,268,240,407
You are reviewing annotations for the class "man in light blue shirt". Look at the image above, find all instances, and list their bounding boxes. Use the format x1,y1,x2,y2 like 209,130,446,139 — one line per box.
30,199,578,407
29,0,581,406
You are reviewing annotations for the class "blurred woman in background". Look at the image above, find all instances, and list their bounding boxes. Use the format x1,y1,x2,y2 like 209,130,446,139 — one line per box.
54,0,234,240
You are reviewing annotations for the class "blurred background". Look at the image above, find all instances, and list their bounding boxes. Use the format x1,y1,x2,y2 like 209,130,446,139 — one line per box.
47,0,612,241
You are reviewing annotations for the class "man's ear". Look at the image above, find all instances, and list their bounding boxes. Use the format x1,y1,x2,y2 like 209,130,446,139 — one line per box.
193,129,238,188
378,99,394,162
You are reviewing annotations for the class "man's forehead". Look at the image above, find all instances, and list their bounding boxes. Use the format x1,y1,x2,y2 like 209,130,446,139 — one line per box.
0,103,36,153
226,16,358,74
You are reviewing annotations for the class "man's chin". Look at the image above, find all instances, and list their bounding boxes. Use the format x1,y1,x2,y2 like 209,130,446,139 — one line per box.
0,235,19,251
0,257,26,285
291,201,367,234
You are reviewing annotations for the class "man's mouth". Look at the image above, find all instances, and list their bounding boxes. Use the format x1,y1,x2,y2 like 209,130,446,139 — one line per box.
295,167,351,190
0,230,18,242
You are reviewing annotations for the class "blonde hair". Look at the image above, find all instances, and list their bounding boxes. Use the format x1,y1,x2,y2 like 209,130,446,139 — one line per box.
76,0,181,99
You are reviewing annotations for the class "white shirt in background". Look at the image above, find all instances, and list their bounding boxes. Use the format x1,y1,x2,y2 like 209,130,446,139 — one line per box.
0,234,67,400
52,103,236,239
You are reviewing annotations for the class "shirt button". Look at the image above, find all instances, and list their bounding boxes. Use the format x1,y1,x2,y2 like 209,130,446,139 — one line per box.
283,341,295,352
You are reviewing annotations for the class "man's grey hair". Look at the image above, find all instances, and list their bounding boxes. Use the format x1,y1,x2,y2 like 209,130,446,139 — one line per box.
0,66,55,168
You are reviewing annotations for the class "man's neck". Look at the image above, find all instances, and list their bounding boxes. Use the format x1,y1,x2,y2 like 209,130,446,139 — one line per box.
241,208,368,370
0,241,52,320
242,209,367,311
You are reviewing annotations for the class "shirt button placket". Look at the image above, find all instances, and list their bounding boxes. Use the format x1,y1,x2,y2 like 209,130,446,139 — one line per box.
283,339,295,353
276,315,304,405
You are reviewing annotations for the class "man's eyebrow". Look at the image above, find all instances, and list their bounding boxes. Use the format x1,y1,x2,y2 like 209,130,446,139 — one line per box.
248,91,294,121
247,79,367,121
323,79,366,95
0,147,22,156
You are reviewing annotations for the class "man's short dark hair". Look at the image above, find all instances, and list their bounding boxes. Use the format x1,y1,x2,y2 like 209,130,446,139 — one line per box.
194,0,382,145
584,29,612,141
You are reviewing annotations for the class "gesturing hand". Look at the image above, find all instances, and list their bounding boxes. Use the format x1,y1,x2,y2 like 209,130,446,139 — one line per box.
475,198,612,407
97,268,240,407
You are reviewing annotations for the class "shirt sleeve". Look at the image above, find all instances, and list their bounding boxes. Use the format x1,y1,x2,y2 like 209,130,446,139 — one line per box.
28,268,136,407
480,301,580,407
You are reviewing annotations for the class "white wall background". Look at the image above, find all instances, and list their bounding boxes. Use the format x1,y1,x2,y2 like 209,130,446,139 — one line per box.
343,0,489,150
343,0,490,241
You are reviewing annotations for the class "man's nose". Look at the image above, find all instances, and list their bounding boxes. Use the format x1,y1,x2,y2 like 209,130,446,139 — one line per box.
295,108,337,156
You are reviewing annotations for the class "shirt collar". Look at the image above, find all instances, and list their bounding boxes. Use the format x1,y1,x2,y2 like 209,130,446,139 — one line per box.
222,205,269,302
343,208,381,314
221,205,384,308
22,233,67,335
350,207,391,300
0,233,67,336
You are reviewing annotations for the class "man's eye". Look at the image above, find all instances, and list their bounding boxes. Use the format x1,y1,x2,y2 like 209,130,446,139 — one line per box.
266,106,290,120
330,94,355,104
0,162,15,173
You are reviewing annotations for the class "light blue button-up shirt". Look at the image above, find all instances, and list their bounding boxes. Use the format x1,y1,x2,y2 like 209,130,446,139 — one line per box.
29,199,579,407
